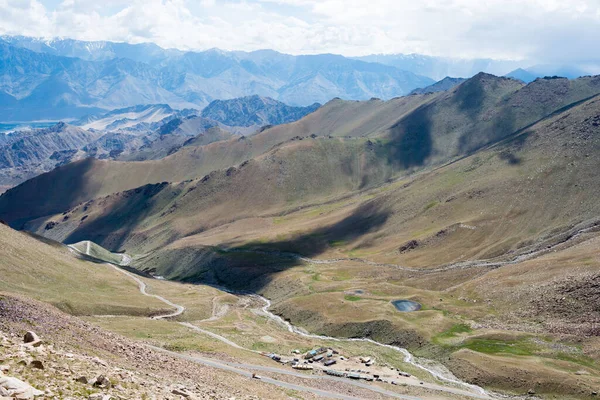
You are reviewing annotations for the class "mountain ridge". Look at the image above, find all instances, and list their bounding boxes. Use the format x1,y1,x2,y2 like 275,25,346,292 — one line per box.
4,73,600,232
0,36,434,121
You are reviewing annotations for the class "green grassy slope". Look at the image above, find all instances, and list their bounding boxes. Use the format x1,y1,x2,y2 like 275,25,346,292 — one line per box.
3,74,600,230
0,223,167,316
70,240,126,265
26,137,401,251
23,93,600,290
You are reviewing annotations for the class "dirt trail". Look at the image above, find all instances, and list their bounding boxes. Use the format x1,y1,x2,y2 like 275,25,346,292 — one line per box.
222,220,600,274
68,244,184,320
108,263,185,320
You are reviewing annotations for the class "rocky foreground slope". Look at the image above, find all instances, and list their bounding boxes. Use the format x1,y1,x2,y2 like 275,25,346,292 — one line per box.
0,293,285,399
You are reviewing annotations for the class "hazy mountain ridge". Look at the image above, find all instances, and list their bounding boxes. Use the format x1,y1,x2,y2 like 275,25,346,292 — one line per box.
0,36,434,121
355,53,598,82
355,53,522,80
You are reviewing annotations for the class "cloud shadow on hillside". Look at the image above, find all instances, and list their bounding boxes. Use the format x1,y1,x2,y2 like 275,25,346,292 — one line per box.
385,104,433,169
63,182,171,251
0,157,96,229
205,201,391,291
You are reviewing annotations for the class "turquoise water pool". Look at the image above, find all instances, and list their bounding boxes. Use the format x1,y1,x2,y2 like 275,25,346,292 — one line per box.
391,299,422,312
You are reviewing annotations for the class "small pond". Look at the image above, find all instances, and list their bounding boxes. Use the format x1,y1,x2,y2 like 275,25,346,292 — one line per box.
344,289,364,295
391,299,422,312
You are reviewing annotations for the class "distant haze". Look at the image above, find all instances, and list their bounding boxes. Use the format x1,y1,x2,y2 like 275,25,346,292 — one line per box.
0,0,599,70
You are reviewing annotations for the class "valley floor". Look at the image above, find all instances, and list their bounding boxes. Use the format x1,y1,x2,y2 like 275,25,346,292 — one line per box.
1,240,491,400
72,243,486,399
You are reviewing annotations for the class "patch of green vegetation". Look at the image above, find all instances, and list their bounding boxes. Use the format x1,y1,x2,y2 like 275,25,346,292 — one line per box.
285,389,303,399
436,323,473,340
554,353,599,370
273,216,288,225
164,343,188,352
580,257,597,266
328,240,347,247
424,200,438,211
346,249,368,258
251,342,270,351
461,338,538,356
344,295,362,301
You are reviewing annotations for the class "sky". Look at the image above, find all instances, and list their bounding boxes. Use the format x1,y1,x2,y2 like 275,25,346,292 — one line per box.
1,0,600,63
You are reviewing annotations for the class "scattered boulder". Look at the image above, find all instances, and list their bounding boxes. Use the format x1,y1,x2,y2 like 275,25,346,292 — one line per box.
399,240,419,253
89,395,113,400
93,375,111,389
75,376,88,384
172,388,191,397
92,357,107,367
23,332,39,345
0,376,44,399
29,361,43,370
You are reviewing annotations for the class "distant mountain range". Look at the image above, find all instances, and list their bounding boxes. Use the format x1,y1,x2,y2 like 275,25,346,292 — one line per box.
0,95,320,188
355,54,522,80
0,36,435,121
1,35,596,123
355,54,597,82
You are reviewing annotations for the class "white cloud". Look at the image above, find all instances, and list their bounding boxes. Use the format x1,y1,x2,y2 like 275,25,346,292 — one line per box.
0,0,599,64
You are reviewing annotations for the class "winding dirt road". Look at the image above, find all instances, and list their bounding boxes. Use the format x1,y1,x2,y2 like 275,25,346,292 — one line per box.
69,242,493,399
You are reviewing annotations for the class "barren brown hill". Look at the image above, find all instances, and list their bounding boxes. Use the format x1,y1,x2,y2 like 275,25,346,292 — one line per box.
4,74,600,229
24,92,600,287
0,94,430,227
16,93,600,397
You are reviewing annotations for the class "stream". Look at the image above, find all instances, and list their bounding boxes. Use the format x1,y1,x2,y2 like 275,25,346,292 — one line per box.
71,242,490,397
252,294,488,396
204,280,489,397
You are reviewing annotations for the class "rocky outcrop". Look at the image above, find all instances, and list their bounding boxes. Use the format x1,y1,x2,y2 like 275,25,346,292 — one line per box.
410,77,467,95
201,95,320,127
0,375,44,399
